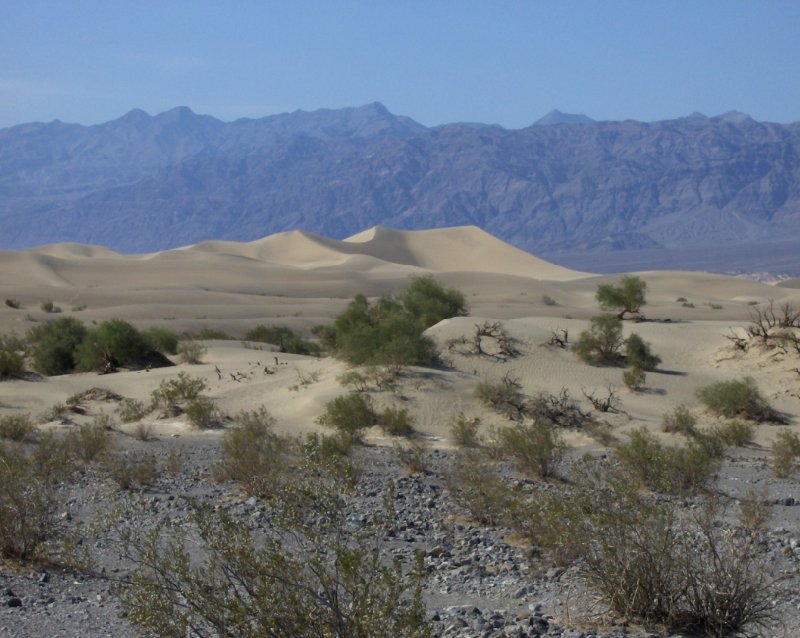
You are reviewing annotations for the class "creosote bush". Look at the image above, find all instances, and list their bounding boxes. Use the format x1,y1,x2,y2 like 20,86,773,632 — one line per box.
316,392,376,439
450,412,481,447
67,420,113,463
150,372,208,408
184,396,220,428
177,338,207,364
0,413,37,442
622,366,646,391
697,376,782,422
772,428,800,478
116,398,148,423
381,405,415,437
494,420,567,479
661,404,697,434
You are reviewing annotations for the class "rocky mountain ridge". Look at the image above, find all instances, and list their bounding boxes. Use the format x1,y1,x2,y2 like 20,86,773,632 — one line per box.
2,103,799,267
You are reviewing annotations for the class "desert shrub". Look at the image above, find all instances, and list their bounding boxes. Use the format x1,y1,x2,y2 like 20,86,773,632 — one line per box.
105,453,159,490
0,413,37,442
541,294,558,306
116,398,148,423
739,487,770,530
771,428,800,478
116,446,427,638
395,441,427,474
323,277,464,367
27,317,88,375
596,275,647,319
4,299,20,309
41,402,71,422
67,420,113,463
572,314,625,365
143,327,179,355
316,392,376,438
622,366,646,390
337,369,370,392
615,428,719,494
624,333,661,371
190,327,234,340
661,404,697,434
474,374,525,420
216,408,292,497
245,324,321,356
177,339,207,364
578,468,777,637
450,412,481,447
444,452,518,526
381,406,415,437
133,422,154,442
150,372,208,408
495,420,567,479
0,443,58,559
75,319,153,371
0,335,24,377
697,377,782,422
715,419,756,447
184,396,220,428
40,300,61,313
401,274,467,328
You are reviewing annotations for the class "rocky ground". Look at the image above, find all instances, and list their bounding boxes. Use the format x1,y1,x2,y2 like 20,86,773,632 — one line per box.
1,424,799,638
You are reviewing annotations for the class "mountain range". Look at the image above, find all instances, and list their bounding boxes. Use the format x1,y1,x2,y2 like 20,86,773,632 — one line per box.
2,103,799,273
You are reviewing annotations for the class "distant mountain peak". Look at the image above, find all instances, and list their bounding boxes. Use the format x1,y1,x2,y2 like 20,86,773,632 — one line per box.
715,110,753,124
533,110,595,126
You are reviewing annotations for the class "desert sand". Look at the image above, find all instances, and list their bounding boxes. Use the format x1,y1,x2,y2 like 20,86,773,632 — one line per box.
1,224,799,450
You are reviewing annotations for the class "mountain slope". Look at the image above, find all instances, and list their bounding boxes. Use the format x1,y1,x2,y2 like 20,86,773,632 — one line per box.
1,105,799,263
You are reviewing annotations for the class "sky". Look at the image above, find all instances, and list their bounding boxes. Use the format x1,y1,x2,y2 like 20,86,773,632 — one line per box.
2,1,799,130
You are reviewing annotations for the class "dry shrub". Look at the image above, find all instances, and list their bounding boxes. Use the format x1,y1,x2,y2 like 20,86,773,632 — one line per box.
494,420,567,479
661,404,697,435
771,428,800,478
67,420,113,463
177,339,207,364
450,412,481,448
0,413,37,442
381,406,415,437
106,453,159,490
116,398,148,423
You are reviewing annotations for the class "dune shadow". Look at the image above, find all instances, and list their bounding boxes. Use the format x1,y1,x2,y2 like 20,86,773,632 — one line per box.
639,387,667,396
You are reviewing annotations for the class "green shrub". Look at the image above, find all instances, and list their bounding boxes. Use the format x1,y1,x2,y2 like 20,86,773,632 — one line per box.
381,406,415,437
661,404,697,434
450,412,481,447
573,314,625,365
624,333,661,371
150,372,208,408
75,319,153,371
177,339,207,364
184,396,220,428
697,377,781,422
4,299,20,309
0,413,37,442
596,275,647,319
615,427,719,494
400,274,467,329
245,324,321,356
622,366,646,390
27,317,88,375
216,407,293,497
0,334,24,377
144,327,179,355
772,429,800,478
495,420,567,479
116,398,149,423
67,420,113,463
0,443,58,559
40,300,61,313
444,452,519,526
337,369,370,392
105,453,159,490
316,392,376,438
715,419,756,447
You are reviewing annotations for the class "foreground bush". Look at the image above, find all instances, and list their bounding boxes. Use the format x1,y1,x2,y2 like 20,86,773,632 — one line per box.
697,376,782,422
772,428,800,478
0,443,58,559
0,334,25,377
116,460,429,638
0,413,37,442
572,314,625,365
494,420,567,479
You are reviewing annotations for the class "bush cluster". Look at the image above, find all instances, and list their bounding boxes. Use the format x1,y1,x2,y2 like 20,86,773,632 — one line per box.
573,314,660,369
697,376,782,422
27,318,177,375
322,275,466,366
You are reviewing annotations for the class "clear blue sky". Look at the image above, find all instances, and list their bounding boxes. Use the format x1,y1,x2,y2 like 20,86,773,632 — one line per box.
2,1,799,129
